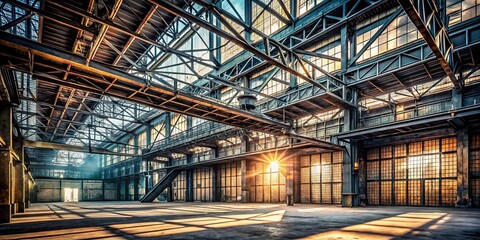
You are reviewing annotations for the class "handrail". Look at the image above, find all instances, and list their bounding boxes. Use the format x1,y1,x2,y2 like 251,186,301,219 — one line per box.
359,99,452,128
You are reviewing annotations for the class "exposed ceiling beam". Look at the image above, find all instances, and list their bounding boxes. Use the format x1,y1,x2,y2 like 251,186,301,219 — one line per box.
398,0,461,90
23,140,140,157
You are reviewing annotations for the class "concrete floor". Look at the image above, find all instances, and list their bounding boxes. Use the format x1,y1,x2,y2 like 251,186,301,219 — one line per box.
0,202,479,239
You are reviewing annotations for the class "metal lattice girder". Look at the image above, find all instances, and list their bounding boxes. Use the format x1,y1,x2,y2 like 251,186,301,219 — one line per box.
3,0,217,70
23,140,139,157
210,0,391,84
149,0,342,93
398,0,460,90
0,31,291,135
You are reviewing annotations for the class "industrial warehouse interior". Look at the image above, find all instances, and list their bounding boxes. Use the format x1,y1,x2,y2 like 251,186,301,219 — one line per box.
1,0,480,239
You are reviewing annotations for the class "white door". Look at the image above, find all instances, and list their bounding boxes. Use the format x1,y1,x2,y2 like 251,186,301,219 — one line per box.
64,188,79,202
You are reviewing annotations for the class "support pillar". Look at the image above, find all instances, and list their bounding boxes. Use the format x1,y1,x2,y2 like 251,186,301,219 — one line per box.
285,156,295,206
457,128,470,207
342,92,359,207
0,104,13,223
212,165,218,202
186,169,194,202
293,156,301,203
134,177,139,201
10,160,15,215
14,160,25,213
241,160,249,202
24,171,30,208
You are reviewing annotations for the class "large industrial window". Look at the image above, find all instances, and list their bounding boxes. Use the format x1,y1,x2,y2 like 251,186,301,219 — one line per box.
138,131,147,150
366,137,457,206
171,114,187,135
447,0,480,26
192,147,212,162
193,168,213,202
470,133,480,206
150,121,166,146
300,151,342,204
356,11,419,62
297,0,324,17
220,87,239,106
249,161,286,203
251,0,289,42
218,137,242,157
173,171,186,201
220,18,243,63
216,162,242,202
305,36,341,80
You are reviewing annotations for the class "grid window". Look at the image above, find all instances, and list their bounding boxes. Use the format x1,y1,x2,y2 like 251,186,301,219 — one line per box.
151,122,166,144
409,142,422,155
321,184,332,203
217,162,242,202
472,134,480,149
381,181,392,205
394,180,407,205
470,133,480,207
332,183,342,204
171,114,187,135
442,137,457,152
441,153,457,178
333,151,343,163
409,180,421,206
367,161,379,181
321,153,332,164
220,18,243,63
424,139,440,154
322,165,332,182
194,168,212,202
301,155,310,167
220,87,239,106
423,155,440,179
395,157,407,179
471,150,480,174
173,171,186,201
301,167,310,184
333,164,342,182
299,151,342,204
307,43,341,80
408,156,422,179
367,182,379,205
447,0,480,26
394,144,407,157
301,184,310,203
470,178,480,207
381,160,392,180
368,137,459,207
252,0,289,42
381,146,392,159
425,179,439,206
297,0,324,16
311,154,321,165
356,13,418,62
311,164,321,183
367,148,379,160
311,184,321,203
441,179,457,207
250,161,285,203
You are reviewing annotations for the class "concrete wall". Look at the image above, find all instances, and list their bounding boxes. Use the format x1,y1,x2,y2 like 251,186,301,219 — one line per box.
35,179,61,202
104,181,117,200
34,179,107,202
82,180,103,201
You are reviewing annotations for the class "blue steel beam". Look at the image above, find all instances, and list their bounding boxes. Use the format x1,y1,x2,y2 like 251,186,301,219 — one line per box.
398,0,460,90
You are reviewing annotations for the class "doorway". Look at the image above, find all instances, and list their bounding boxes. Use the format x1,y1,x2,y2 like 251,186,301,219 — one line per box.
64,188,79,202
